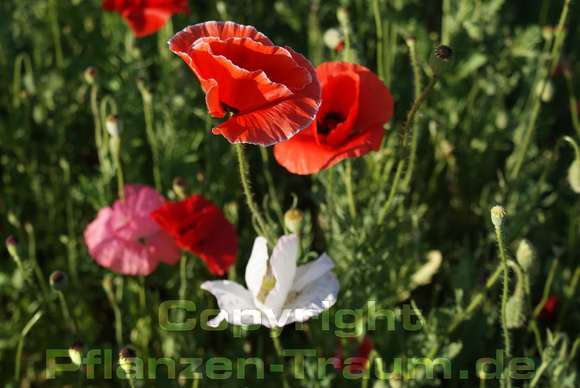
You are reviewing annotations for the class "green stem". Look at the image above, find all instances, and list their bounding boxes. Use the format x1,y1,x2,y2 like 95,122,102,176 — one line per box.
140,86,162,192
509,0,570,180
494,224,512,387
564,71,580,139
259,147,285,227
447,264,503,333
563,136,580,161
378,77,439,223
48,0,63,69
103,278,123,349
138,276,146,313
111,135,125,200
401,37,423,191
58,291,77,335
235,143,276,245
345,160,357,220
532,257,559,318
371,0,384,81
270,327,290,388
15,310,43,383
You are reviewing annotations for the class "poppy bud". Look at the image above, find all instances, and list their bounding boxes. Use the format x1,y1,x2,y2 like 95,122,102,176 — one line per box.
172,177,188,200
105,114,123,137
567,159,580,193
516,239,538,275
284,209,304,235
5,235,18,257
119,347,138,377
429,45,455,78
84,67,98,85
535,79,554,102
505,294,527,328
542,26,554,41
323,28,344,51
49,270,68,291
490,205,506,228
7,210,20,227
69,340,85,366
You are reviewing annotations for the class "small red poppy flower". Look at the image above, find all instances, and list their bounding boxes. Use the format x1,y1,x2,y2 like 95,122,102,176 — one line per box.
333,335,374,375
538,295,559,321
168,21,322,146
150,194,238,276
102,0,190,38
274,61,394,175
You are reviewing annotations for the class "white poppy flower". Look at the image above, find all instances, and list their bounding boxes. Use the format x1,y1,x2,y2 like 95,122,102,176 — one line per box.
200,234,339,328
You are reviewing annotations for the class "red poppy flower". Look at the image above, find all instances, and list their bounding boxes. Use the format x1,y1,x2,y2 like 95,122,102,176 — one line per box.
333,335,374,375
102,0,189,38
538,295,559,321
274,61,394,174
168,21,322,146
150,194,238,276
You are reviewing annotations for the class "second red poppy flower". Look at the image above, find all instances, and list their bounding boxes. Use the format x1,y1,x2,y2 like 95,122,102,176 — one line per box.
150,194,238,276
274,61,394,175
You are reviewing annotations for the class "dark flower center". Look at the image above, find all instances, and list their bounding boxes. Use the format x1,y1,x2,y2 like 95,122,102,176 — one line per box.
318,112,344,135
220,101,240,115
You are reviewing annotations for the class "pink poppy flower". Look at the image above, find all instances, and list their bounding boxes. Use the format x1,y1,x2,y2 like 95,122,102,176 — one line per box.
84,184,181,276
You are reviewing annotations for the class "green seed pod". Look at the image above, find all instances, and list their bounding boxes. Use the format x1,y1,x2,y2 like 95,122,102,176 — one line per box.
568,159,580,193
430,45,455,78
505,294,527,328
490,205,506,228
49,270,68,291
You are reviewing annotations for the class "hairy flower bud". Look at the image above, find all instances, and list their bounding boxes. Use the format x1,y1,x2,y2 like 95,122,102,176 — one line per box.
568,159,580,193
430,45,455,78
516,239,538,275
84,67,98,85
105,114,123,137
505,294,527,328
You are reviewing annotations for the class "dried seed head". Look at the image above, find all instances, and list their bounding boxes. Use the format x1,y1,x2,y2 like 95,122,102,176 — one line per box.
430,45,455,78
49,270,69,291
490,205,506,228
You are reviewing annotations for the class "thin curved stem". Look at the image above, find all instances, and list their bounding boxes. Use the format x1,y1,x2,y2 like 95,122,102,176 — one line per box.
235,144,276,246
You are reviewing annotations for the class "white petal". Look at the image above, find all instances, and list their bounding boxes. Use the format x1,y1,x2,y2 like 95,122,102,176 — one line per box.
280,272,340,326
292,252,335,292
265,234,298,315
200,280,263,326
245,236,269,299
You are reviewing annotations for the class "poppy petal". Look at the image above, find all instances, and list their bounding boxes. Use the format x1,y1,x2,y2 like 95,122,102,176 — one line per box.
280,271,339,325
291,253,335,292
121,7,172,38
200,280,263,326
265,234,298,316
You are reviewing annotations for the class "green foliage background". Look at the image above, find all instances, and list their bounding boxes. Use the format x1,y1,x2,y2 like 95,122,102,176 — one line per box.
1,0,579,386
